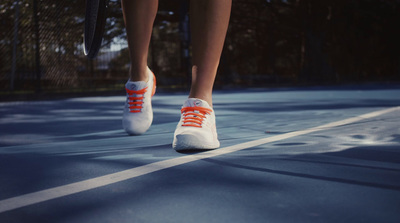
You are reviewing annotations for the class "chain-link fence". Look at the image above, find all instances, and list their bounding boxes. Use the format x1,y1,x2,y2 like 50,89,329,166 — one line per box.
1,0,400,98
2,0,86,92
1,0,191,95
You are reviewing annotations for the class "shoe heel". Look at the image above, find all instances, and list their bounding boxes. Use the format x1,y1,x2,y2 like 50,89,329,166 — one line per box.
152,73,156,97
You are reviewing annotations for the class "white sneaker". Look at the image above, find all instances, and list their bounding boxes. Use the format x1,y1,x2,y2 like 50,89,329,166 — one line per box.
173,98,220,151
122,67,156,135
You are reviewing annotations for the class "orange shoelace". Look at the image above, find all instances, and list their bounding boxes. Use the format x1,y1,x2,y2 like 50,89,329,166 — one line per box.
181,106,212,128
126,87,147,113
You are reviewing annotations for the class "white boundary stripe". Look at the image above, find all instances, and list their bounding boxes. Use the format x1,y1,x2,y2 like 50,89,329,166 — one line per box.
0,106,399,213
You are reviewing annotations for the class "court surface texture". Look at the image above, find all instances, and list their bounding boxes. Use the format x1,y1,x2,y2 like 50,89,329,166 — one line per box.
0,85,399,223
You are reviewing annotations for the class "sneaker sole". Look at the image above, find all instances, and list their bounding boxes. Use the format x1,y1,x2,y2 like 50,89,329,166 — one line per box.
173,134,220,151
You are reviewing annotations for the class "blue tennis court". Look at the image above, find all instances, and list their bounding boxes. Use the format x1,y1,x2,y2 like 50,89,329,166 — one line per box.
0,85,400,223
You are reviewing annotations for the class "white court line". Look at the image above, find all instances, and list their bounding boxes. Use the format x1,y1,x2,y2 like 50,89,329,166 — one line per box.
0,106,399,213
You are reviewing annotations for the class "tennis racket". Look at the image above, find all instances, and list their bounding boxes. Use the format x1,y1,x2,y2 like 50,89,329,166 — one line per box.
84,0,108,59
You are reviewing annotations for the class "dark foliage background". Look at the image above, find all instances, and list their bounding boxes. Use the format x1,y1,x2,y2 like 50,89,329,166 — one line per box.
1,0,399,96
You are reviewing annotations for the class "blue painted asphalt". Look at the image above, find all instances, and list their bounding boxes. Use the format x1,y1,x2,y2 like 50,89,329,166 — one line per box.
0,85,399,223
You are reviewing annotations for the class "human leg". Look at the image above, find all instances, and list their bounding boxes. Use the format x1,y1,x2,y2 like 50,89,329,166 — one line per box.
122,0,158,135
121,0,158,81
189,0,232,106
173,0,231,150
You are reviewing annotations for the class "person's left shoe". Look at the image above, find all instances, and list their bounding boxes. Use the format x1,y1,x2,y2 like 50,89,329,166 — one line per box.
122,67,156,135
173,98,220,151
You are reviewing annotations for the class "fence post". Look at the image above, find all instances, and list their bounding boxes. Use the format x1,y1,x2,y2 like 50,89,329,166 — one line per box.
179,1,190,86
11,0,20,91
33,0,41,93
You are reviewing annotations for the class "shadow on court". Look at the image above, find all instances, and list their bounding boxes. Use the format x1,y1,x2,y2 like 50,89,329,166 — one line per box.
1,144,399,223
0,86,400,222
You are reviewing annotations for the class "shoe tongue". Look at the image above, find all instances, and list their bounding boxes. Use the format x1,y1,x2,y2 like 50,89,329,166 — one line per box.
183,98,211,109
125,80,147,91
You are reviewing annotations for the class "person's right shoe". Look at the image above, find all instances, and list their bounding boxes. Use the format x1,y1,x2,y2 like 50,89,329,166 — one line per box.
173,98,220,151
122,67,156,135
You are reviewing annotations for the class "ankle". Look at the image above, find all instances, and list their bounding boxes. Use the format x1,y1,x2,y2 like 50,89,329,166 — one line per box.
129,66,149,82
